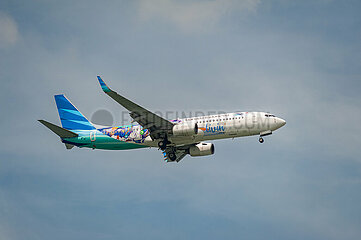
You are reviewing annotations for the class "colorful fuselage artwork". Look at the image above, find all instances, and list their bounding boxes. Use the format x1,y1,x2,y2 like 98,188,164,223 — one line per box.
100,125,150,143
99,119,183,144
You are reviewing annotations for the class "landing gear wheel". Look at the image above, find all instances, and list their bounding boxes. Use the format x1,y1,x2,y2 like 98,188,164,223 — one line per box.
158,140,167,150
259,137,264,143
168,152,177,161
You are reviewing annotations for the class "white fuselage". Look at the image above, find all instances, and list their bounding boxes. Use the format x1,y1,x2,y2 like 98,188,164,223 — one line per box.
141,111,286,147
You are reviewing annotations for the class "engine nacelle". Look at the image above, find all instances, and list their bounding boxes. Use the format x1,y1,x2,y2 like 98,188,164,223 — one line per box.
172,122,198,136
189,142,215,157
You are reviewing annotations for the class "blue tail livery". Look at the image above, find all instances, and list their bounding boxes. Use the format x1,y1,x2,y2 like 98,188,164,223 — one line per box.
54,94,96,130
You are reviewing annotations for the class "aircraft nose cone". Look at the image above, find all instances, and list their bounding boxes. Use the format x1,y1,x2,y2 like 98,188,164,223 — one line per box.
277,118,286,128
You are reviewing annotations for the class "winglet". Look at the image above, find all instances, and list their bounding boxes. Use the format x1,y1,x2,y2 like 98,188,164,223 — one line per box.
97,76,111,93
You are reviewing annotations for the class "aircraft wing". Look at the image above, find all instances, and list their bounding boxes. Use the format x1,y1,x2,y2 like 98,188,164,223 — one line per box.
97,76,174,139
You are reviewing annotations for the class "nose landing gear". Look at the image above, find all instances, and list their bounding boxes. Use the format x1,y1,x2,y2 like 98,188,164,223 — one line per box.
258,130,272,144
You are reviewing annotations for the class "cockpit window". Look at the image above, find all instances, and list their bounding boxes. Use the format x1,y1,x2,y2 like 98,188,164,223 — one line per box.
265,114,275,117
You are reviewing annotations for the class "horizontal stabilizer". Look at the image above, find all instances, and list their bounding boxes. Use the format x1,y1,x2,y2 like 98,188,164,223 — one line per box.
38,120,78,138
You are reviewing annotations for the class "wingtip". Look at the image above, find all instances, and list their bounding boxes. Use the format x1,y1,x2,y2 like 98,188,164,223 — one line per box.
97,76,111,93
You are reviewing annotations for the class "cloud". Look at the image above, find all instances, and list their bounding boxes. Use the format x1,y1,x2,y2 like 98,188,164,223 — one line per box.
0,12,19,48
1,1,361,239
137,0,260,33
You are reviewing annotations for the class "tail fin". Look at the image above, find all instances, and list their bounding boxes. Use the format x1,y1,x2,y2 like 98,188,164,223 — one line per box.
54,94,96,130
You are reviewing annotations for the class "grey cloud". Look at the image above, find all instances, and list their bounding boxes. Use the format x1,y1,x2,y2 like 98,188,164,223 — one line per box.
1,0,361,239
137,0,260,33
0,12,19,48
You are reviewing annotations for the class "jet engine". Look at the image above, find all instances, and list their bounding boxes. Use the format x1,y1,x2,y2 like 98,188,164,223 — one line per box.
189,142,215,156
172,122,198,136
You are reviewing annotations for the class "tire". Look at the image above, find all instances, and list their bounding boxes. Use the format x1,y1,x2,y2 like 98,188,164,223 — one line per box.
259,137,264,143
158,140,166,150
168,152,177,161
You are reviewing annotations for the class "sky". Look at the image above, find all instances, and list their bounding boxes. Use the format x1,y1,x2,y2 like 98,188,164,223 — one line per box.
0,0,361,239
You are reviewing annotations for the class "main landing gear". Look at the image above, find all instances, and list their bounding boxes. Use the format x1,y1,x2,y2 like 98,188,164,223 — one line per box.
158,138,177,161
158,140,167,150
259,137,264,143
168,152,177,161
158,137,171,150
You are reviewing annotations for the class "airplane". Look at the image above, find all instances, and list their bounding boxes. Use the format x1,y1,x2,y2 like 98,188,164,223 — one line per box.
39,76,286,162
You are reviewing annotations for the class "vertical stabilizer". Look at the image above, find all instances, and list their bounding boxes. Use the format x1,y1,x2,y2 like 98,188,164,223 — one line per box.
54,94,96,130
